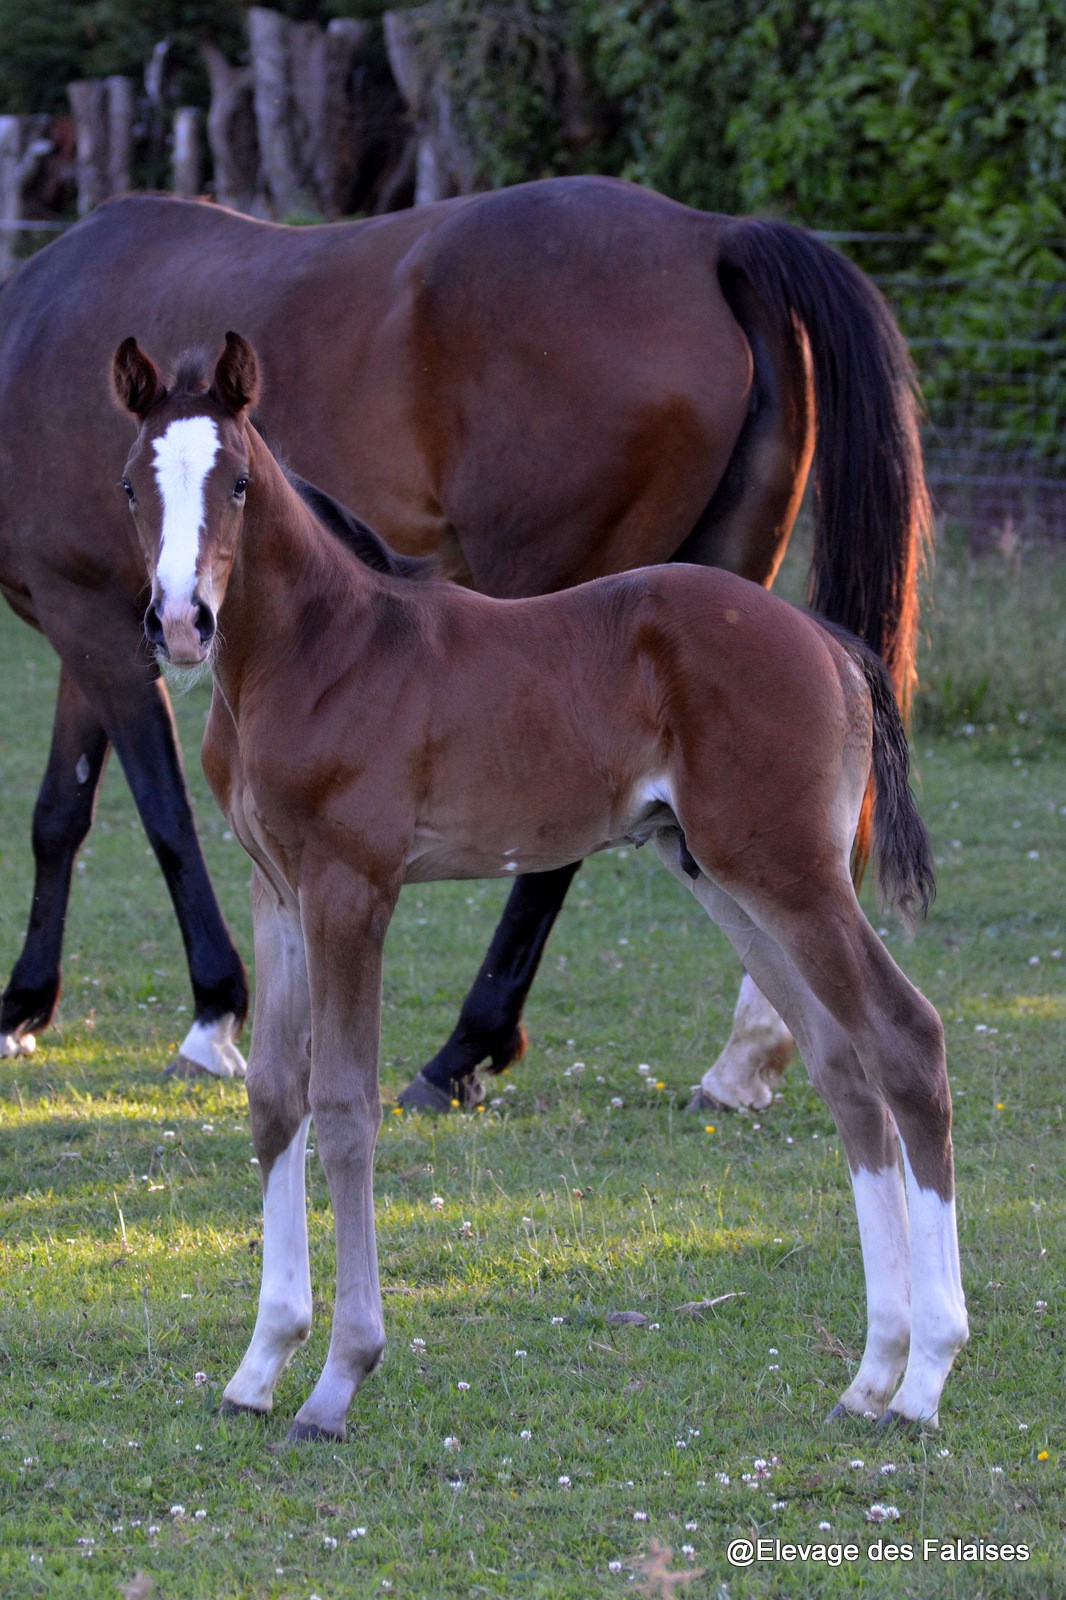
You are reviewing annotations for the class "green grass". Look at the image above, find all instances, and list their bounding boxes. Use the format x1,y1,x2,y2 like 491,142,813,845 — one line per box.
0,546,1063,1599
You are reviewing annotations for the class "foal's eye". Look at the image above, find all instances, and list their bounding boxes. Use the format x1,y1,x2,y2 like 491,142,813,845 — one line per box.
233,477,249,498
121,478,135,501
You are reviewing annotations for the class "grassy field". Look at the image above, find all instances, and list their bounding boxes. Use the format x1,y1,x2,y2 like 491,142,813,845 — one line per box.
0,541,1063,1599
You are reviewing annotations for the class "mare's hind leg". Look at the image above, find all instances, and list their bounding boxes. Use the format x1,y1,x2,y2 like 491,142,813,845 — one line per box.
654,836,967,1424
223,873,313,1416
688,975,795,1112
2,666,110,1056
398,862,580,1111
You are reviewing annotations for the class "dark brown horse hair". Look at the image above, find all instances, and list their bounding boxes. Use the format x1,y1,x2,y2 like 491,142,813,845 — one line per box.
287,474,438,583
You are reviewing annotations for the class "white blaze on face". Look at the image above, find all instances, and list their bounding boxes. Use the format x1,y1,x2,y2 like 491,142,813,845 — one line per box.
152,416,221,603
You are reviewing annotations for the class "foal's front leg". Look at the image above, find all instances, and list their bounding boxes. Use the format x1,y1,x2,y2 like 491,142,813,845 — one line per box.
223,874,313,1415
288,864,397,1442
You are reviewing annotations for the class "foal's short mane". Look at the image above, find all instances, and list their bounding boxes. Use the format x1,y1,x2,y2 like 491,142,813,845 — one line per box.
287,474,437,582
172,351,212,395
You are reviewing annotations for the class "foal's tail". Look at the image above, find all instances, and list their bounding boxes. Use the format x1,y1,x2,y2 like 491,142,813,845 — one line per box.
715,218,932,719
822,621,936,934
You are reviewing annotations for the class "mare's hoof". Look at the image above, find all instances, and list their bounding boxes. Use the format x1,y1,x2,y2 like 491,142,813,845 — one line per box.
687,1085,730,1113
396,1071,485,1113
287,1420,344,1443
828,1403,850,1421
1,1030,36,1058
165,1053,214,1081
396,1072,455,1113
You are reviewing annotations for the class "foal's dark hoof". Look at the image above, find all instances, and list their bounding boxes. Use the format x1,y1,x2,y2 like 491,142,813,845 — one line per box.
286,1420,344,1443
219,1398,269,1420
396,1070,484,1113
828,1403,850,1422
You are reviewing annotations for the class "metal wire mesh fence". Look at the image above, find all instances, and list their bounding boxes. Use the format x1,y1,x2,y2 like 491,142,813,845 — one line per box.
833,234,1066,542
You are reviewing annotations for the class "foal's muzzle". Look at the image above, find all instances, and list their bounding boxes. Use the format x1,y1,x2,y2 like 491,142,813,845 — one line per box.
145,595,217,663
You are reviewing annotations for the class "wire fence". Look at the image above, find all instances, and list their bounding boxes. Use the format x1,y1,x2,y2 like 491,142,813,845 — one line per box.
833,234,1066,542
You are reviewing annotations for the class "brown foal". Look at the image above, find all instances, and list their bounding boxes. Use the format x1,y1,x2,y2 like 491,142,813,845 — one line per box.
114,334,967,1441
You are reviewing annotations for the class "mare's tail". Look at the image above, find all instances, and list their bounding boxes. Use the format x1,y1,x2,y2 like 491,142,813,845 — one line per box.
715,218,933,874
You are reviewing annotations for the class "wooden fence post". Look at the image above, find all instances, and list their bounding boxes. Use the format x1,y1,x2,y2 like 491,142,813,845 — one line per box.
200,43,263,214
172,108,203,199
383,6,474,205
248,6,318,218
106,75,134,193
68,76,135,214
68,81,107,215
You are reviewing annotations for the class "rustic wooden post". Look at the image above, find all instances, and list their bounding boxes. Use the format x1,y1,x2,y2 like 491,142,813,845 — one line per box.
248,6,317,218
382,6,474,205
69,77,135,213
307,18,370,218
68,80,108,214
172,107,203,198
200,43,263,214
0,115,58,277
0,117,22,278
106,75,135,193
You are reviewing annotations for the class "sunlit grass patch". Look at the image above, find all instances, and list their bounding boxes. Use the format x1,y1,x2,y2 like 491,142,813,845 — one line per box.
1,584,1064,1594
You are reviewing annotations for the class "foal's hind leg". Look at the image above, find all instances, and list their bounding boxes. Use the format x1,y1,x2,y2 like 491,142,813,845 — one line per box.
222,874,313,1416
655,837,967,1423
1,666,109,1055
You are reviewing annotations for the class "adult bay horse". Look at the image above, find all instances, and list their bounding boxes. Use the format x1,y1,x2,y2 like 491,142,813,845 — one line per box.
0,177,930,1102
113,332,966,1440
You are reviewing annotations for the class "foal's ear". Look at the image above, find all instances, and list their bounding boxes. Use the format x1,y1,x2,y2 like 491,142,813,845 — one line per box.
210,331,260,415
113,337,168,419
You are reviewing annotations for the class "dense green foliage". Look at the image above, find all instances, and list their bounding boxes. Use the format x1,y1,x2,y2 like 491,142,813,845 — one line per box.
0,0,1062,482
426,0,1066,269
2,0,1063,264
